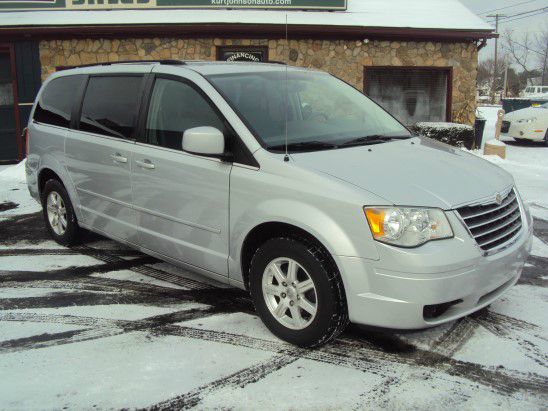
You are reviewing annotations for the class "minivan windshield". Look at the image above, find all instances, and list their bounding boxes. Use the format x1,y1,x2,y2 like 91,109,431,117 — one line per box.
207,70,411,151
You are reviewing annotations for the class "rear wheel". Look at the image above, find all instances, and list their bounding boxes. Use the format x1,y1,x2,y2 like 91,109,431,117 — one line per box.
41,179,81,246
544,130,548,147
249,237,348,347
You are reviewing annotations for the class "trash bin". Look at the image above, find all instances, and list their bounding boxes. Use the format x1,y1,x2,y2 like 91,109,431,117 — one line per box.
474,117,486,149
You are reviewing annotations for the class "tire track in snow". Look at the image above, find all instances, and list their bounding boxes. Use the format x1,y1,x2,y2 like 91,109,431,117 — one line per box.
143,353,301,410
2,310,546,397
0,248,141,257
0,256,157,282
0,307,223,354
472,310,548,367
74,244,213,291
430,317,479,357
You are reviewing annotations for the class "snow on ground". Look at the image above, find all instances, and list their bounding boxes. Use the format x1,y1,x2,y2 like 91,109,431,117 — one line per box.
0,136,547,409
0,161,40,218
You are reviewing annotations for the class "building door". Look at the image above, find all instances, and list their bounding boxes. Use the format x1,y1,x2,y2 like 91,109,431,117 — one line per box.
0,48,19,162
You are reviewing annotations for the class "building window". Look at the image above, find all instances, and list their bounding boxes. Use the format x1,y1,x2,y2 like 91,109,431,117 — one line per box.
364,67,451,126
217,46,268,62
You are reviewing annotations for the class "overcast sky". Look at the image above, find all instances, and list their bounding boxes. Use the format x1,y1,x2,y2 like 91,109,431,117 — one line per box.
458,0,547,64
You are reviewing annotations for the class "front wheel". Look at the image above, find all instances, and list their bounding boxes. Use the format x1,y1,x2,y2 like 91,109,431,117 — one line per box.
249,237,348,347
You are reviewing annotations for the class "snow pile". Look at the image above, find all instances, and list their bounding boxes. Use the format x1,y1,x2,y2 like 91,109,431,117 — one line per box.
415,122,472,130
0,160,41,217
0,160,27,183
477,105,503,148
411,122,474,148
484,138,506,147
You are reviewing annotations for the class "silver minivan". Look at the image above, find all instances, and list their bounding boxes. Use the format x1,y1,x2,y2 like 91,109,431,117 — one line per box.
26,60,533,347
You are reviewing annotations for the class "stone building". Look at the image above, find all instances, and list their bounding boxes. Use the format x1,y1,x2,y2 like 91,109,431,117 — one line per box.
0,0,495,162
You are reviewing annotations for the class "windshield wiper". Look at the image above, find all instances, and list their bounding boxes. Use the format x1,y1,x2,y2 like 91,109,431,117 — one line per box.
341,134,411,147
268,141,339,152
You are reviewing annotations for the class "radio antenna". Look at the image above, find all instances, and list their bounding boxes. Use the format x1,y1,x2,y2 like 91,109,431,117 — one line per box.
283,13,290,162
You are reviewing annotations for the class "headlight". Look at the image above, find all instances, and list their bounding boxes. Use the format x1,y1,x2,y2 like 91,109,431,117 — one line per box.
517,117,537,123
364,207,453,247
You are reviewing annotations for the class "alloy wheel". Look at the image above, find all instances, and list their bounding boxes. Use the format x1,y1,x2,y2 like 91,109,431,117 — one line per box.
46,191,67,236
261,257,318,330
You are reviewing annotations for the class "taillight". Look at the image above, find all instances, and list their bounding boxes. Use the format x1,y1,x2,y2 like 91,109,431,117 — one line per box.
24,128,30,156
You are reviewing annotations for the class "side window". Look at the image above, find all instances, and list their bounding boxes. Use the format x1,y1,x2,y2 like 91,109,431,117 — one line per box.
33,75,84,128
146,78,225,150
79,76,142,139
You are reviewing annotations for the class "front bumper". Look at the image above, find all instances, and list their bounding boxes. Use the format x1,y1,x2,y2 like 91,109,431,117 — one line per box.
501,122,546,141
336,209,533,329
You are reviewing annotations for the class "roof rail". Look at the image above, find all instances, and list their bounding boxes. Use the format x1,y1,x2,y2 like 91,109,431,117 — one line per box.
69,59,186,69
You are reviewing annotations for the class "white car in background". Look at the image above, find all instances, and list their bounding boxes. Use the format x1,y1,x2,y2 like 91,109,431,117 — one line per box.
501,102,548,146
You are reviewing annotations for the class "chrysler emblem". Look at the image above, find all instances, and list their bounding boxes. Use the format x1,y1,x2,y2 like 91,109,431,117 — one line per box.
495,193,503,205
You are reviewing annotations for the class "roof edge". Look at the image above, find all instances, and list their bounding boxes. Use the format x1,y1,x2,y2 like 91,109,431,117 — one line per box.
0,23,497,42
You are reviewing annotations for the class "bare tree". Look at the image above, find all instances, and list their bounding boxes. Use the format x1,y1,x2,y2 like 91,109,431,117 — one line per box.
534,25,548,84
504,25,548,85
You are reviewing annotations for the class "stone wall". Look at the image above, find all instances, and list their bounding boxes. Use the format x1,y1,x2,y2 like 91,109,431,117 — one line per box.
39,37,478,124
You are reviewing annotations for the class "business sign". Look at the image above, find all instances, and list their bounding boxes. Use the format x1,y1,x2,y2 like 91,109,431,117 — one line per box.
217,46,268,62
0,0,347,11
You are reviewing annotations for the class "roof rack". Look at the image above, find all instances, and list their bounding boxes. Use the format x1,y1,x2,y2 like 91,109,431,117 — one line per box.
70,59,186,69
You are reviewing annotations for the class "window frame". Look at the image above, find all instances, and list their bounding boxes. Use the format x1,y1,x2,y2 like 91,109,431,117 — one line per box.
74,72,147,141
136,72,258,167
363,66,453,123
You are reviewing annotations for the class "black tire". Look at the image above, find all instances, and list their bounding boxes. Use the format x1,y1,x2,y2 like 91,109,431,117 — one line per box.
41,179,81,246
544,130,548,147
249,237,349,347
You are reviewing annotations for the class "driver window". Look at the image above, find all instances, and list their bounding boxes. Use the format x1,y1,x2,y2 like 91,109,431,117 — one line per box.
146,78,225,150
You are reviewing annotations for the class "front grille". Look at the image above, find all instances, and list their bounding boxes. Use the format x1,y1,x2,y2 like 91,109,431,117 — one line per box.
501,121,511,133
457,188,522,252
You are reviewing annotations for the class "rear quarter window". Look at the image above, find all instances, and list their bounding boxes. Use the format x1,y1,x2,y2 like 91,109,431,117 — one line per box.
33,75,84,128
79,76,143,139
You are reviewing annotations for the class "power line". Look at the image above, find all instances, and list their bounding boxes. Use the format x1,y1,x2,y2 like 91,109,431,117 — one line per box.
486,7,548,23
501,6,547,19
478,0,538,16
485,6,548,22
499,10,547,23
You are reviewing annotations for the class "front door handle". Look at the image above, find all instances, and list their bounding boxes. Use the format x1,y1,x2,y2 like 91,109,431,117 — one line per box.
136,159,155,170
110,153,128,164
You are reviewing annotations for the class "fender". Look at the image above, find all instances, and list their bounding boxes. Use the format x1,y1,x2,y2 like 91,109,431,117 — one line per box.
228,198,380,284
37,152,85,224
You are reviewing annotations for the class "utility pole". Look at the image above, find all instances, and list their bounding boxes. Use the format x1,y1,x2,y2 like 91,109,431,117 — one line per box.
487,14,506,103
503,64,508,98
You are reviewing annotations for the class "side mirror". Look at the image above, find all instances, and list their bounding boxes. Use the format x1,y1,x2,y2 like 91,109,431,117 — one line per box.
182,126,225,157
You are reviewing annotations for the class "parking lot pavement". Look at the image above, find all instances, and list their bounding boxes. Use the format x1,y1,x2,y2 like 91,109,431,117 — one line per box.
0,211,547,410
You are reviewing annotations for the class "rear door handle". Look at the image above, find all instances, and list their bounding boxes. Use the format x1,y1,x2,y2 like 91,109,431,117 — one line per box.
110,153,128,164
135,159,155,170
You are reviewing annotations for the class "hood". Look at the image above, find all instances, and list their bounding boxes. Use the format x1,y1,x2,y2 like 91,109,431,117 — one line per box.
504,106,541,121
291,137,513,209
